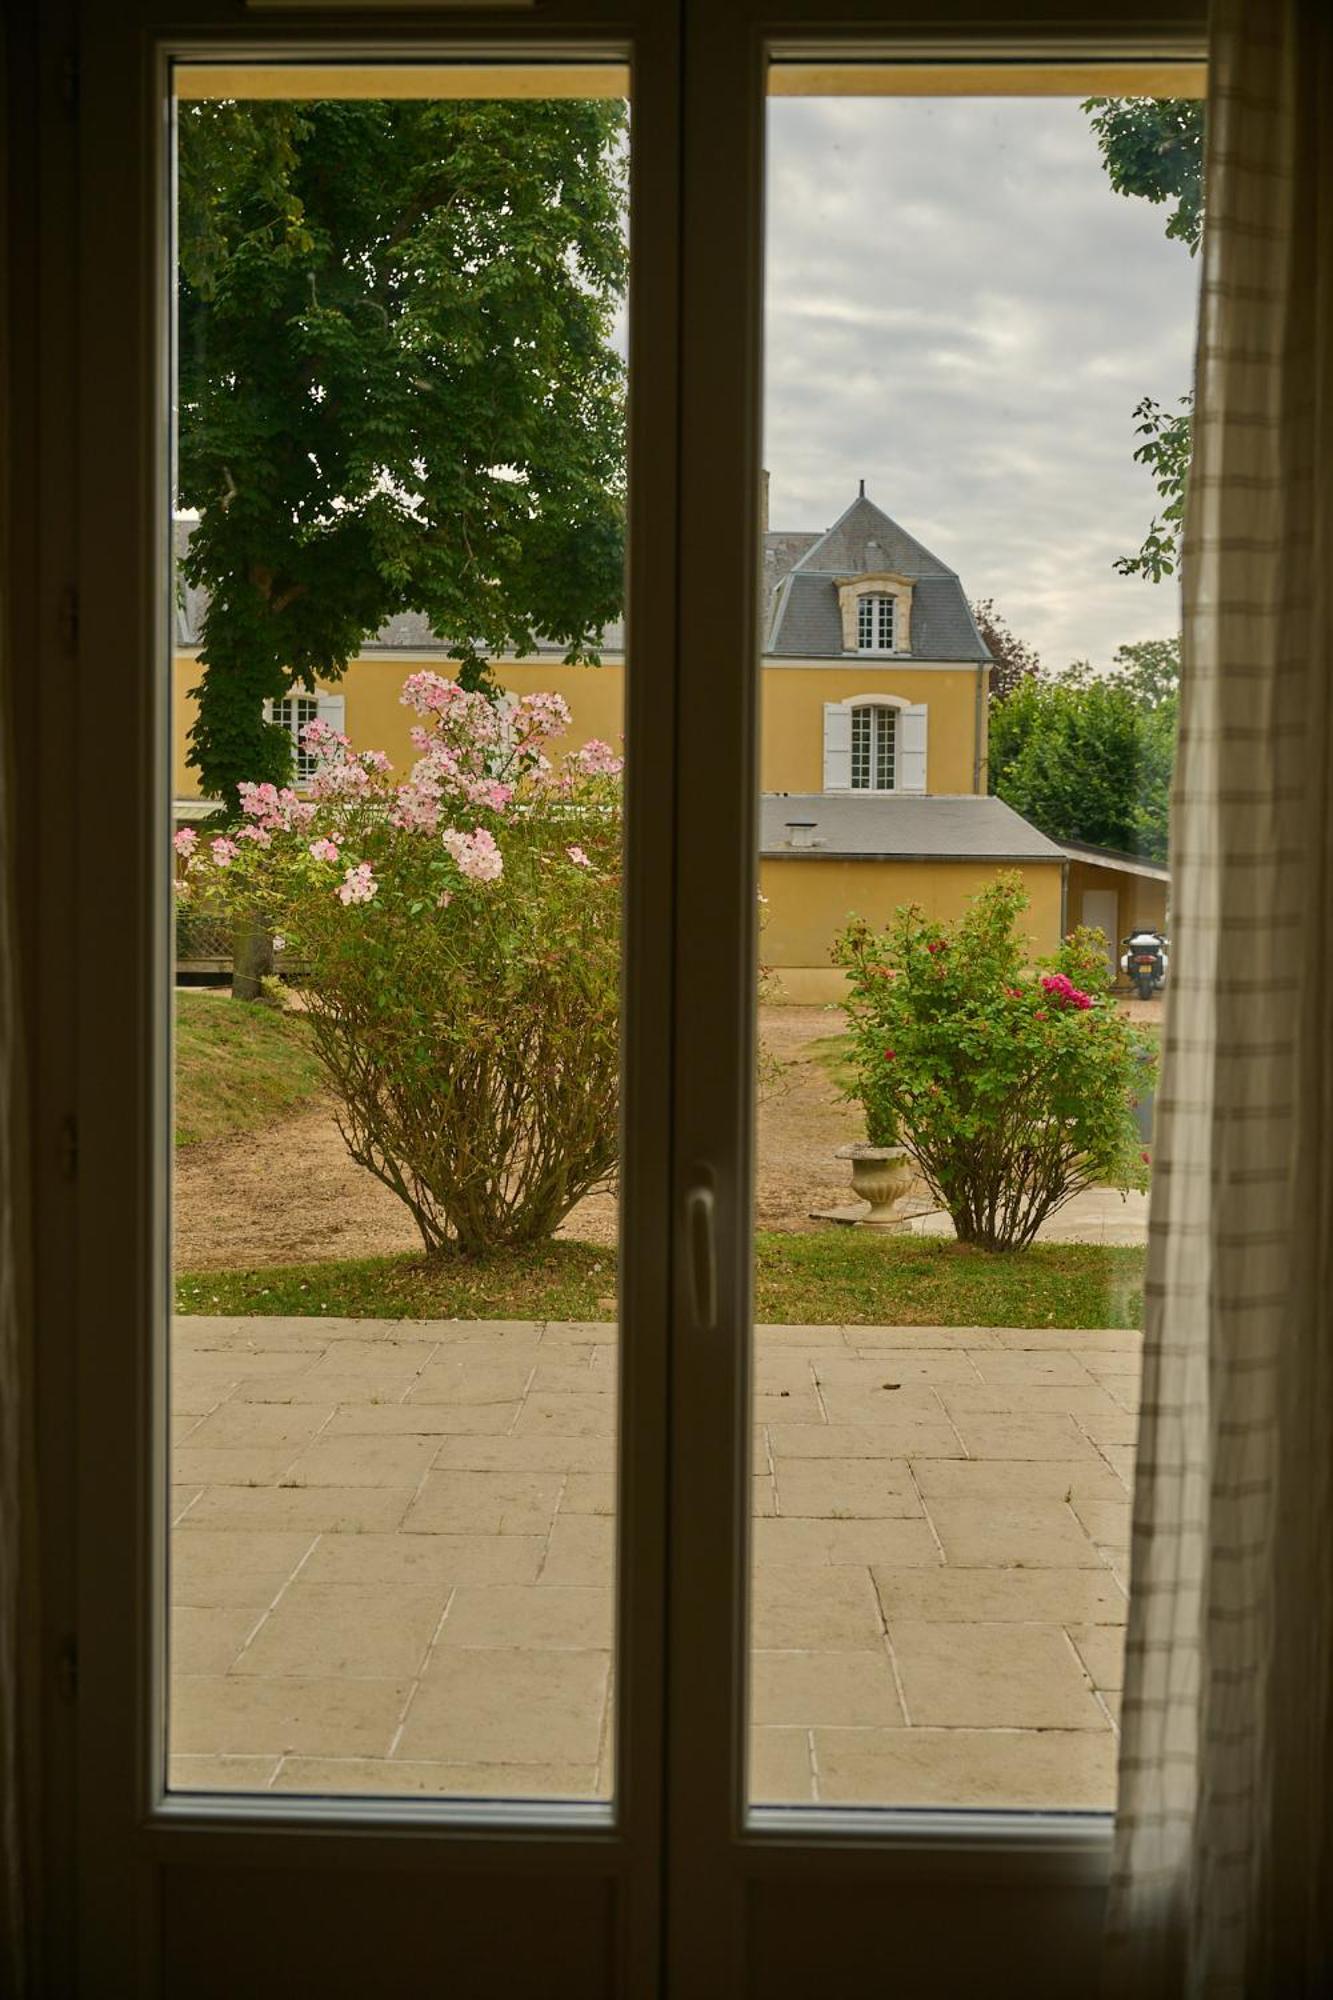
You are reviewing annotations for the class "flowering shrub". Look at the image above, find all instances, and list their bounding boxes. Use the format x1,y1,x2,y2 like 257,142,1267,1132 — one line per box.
178,674,622,1256
834,874,1154,1252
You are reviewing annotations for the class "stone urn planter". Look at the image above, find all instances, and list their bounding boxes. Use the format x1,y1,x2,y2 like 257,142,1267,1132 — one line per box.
835,1143,915,1230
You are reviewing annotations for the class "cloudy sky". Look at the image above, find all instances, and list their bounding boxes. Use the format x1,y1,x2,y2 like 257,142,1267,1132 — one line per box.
763,95,1200,668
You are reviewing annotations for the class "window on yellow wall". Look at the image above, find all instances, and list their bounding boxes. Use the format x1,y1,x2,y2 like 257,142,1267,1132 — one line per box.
275,695,320,780
269,690,345,786
850,702,896,789
856,591,895,651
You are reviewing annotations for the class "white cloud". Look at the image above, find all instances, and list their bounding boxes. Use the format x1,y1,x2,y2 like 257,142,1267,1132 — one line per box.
763,95,1199,665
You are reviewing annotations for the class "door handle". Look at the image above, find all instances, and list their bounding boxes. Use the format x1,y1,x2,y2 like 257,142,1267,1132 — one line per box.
685,1180,718,1332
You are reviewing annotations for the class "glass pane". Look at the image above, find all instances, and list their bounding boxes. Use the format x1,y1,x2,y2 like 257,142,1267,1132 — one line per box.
750,69,1201,1812
168,60,629,1804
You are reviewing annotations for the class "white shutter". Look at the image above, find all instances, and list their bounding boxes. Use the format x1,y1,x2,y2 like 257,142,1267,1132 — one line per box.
823,702,852,792
316,691,346,738
899,703,928,793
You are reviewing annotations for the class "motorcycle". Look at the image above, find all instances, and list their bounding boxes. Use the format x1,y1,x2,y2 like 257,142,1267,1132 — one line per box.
1119,929,1169,1001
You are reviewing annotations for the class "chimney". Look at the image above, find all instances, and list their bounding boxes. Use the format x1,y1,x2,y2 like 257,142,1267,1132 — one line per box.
761,468,770,535
858,478,865,498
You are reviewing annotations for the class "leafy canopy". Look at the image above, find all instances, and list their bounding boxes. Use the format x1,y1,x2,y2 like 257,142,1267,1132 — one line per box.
970,597,1041,706
177,96,628,808
1083,97,1204,253
1082,96,1204,581
988,640,1179,864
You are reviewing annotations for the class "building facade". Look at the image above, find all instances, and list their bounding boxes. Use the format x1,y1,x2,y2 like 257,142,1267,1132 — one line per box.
173,489,1168,999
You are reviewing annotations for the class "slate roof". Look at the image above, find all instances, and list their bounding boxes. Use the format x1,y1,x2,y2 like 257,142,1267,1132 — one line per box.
172,516,624,655
760,793,1065,862
174,488,989,665
765,491,991,664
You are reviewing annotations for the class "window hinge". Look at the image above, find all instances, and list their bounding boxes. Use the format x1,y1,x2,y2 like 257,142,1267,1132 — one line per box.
57,1114,78,1183
59,585,79,655
56,1635,78,1704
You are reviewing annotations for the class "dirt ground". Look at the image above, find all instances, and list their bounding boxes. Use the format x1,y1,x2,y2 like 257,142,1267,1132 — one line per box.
174,1005,858,1271
174,996,1163,1273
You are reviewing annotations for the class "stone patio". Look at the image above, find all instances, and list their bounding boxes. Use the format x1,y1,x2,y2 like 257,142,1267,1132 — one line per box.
170,1315,1139,1808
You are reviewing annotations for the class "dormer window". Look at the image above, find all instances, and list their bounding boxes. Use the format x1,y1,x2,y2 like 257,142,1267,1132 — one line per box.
836,572,911,653
850,702,897,790
857,593,896,653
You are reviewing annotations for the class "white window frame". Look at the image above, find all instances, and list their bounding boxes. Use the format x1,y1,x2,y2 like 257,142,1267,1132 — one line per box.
273,691,320,780
850,699,898,789
856,590,897,653
824,692,927,794
269,689,344,784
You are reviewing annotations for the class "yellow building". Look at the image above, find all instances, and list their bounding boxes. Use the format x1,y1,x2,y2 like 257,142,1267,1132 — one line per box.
173,489,1167,999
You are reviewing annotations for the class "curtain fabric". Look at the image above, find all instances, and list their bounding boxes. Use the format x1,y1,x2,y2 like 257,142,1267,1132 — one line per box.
1105,1,1333,1991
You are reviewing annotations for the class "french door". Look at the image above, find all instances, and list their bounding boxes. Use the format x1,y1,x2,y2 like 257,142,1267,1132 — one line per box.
35,0,1205,1992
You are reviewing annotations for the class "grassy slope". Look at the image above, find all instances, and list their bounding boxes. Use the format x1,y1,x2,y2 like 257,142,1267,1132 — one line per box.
175,990,325,1148
177,1232,1144,1328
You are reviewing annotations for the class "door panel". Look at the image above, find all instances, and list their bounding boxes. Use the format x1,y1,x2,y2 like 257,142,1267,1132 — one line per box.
162,1866,617,1998
665,6,1202,1994
167,54,630,1812
52,2,1208,1993
72,6,678,1991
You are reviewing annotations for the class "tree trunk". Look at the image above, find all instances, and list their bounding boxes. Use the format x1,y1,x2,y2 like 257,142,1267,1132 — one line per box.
231,914,273,1002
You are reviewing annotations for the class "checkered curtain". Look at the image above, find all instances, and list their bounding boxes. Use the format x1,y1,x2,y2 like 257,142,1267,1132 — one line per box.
1105,1,1333,1990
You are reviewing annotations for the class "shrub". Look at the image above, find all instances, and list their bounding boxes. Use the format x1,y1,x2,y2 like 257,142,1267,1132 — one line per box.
834,874,1154,1252
178,675,621,1257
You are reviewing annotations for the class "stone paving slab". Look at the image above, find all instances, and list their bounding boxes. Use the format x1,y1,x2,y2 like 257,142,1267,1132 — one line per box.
170,1317,1137,1809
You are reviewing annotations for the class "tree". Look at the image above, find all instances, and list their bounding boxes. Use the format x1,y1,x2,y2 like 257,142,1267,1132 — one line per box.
835,879,1154,1252
988,642,1178,864
1083,96,1204,580
970,597,1041,705
1083,98,1204,253
176,675,622,1257
1066,636,1180,708
177,97,628,813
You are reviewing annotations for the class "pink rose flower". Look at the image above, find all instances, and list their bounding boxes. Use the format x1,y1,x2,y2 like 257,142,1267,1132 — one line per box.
337,862,377,906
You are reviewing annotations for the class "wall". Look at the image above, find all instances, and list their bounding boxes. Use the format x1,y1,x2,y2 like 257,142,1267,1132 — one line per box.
760,663,981,794
171,652,627,797
171,652,983,800
1066,859,1168,982
759,854,1066,1004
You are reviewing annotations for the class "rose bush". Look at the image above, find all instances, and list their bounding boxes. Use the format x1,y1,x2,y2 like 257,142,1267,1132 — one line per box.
834,874,1154,1252
178,673,622,1256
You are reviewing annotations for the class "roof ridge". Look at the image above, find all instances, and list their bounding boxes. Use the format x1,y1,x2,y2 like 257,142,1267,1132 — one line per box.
791,490,953,578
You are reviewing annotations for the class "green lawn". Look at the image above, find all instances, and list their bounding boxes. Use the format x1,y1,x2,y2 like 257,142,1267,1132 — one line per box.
176,1231,1144,1328
807,1029,857,1094
175,989,325,1148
